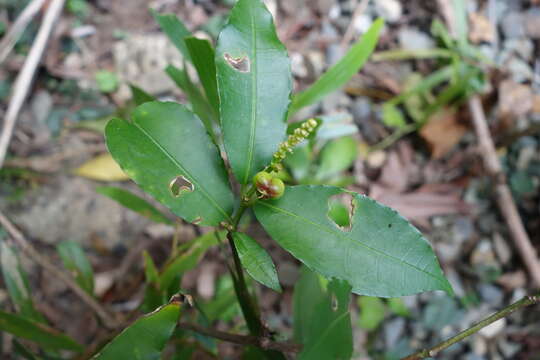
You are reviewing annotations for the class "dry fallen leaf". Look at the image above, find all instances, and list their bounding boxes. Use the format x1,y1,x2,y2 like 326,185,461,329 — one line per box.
468,12,495,43
498,80,533,117
370,183,469,228
74,153,129,181
420,108,467,159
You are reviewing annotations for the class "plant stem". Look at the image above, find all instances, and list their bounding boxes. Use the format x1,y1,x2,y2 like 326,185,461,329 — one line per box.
372,48,453,62
177,322,302,353
401,294,540,360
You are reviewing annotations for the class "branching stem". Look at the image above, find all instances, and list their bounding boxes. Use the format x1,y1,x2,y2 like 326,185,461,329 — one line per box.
402,294,540,360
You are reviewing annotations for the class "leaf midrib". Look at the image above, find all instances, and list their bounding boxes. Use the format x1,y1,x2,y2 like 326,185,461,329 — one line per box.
243,4,258,184
134,122,231,222
259,202,445,286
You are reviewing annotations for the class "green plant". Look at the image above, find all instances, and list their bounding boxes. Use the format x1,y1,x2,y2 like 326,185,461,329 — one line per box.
2,1,537,359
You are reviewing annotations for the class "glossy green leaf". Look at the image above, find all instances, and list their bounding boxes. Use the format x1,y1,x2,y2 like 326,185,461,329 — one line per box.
160,231,222,290
293,267,353,360
152,11,192,61
185,37,220,116
166,65,217,137
255,185,453,297
316,136,358,180
0,241,43,322
216,0,292,184
289,19,383,115
357,296,386,330
92,301,181,359
57,241,94,295
232,232,281,292
96,186,173,225
105,101,234,226
0,310,83,352
130,84,156,106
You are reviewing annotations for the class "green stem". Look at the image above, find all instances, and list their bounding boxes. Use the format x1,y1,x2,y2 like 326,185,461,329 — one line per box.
401,294,540,360
372,48,454,62
369,124,417,153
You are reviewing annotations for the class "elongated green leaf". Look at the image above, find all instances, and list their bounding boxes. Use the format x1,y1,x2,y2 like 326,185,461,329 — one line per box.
92,301,181,360
165,64,217,136
96,186,173,225
152,11,192,61
255,186,453,297
130,84,156,106
293,268,353,360
160,231,222,290
289,19,383,116
185,37,220,116
105,102,234,226
316,136,358,180
0,241,43,322
0,311,83,352
13,339,42,360
216,0,292,184
232,232,281,292
57,241,94,295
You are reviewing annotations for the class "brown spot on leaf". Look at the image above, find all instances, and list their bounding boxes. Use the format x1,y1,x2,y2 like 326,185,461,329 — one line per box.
224,53,250,72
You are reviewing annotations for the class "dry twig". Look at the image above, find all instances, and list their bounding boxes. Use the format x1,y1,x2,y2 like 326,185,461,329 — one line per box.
340,0,370,50
0,0,66,168
0,0,48,64
0,211,119,329
468,97,540,287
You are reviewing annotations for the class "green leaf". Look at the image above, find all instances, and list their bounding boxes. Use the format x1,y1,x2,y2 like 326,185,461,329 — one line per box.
130,84,156,106
357,296,386,330
255,186,453,297
12,339,42,360
144,251,160,285
185,37,220,116
216,0,292,184
293,268,353,360
57,241,94,295
92,301,181,359
0,241,43,322
289,19,384,116
165,65,217,138
0,310,83,352
160,231,222,290
327,200,351,228
152,11,192,61
232,232,281,292
95,71,119,93
316,136,358,180
105,102,234,226
96,186,173,225
382,103,407,129
284,144,312,181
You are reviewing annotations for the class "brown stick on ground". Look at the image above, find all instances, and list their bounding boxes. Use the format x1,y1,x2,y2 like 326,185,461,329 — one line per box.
0,0,66,168
0,211,119,329
469,96,540,287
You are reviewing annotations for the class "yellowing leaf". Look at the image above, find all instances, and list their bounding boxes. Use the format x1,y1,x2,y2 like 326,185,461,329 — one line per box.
74,153,129,181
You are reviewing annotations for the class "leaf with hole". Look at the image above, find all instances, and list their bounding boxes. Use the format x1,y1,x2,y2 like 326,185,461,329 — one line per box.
255,185,453,297
216,0,292,184
105,102,234,226
92,301,181,359
0,311,83,352
293,267,353,360
57,241,94,296
289,18,384,116
96,186,173,225
233,232,281,292
0,241,44,322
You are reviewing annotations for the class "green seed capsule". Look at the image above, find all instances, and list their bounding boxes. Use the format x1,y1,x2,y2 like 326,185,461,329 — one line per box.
267,177,285,199
253,171,285,199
